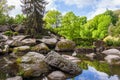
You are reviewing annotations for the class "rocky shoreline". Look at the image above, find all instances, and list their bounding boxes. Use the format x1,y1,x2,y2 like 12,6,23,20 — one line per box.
0,26,120,80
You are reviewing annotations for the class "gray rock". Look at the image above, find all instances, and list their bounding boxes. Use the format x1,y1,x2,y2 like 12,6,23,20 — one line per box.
13,46,30,53
0,25,10,32
0,34,8,41
105,55,120,64
39,38,57,48
102,49,120,56
12,35,29,41
86,53,96,60
55,39,76,51
17,52,49,77
6,76,23,80
21,38,36,46
14,24,25,33
62,55,81,63
2,45,9,53
45,51,82,76
10,40,25,47
31,43,50,54
47,71,66,80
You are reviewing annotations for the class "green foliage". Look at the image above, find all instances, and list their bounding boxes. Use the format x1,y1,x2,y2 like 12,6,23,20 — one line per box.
43,10,62,29
43,10,119,47
58,12,87,40
0,0,15,25
4,31,18,36
104,36,120,46
14,14,26,24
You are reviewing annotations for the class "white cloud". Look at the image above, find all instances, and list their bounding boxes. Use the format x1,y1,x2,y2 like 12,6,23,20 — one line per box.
7,0,57,17
7,0,22,17
7,0,120,18
45,0,57,11
88,0,120,19
63,0,97,8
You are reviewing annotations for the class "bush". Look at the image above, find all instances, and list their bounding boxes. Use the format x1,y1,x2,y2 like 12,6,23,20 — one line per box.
4,31,18,36
104,35,120,46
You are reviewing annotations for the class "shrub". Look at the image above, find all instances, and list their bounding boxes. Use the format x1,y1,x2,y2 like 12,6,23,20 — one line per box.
104,35,120,46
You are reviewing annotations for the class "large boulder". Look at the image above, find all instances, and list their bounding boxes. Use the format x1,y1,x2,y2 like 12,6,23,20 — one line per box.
47,71,66,80
12,35,29,41
8,40,25,47
45,51,82,77
31,43,50,54
0,25,10,32
104,55,120,65
17,52,49,77
55,39,76,51
102,49,120,56
21,38,36,46
39,38,57,48
0,34,8,41
13,46,30,56
62,55,81,63
14,25,25,33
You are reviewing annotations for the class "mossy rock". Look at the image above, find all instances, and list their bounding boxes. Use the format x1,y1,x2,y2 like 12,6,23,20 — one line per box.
31,43,50,54
55,39,76,51
16,52,49,78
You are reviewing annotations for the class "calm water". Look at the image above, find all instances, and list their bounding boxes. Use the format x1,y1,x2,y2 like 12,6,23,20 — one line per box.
68,66,120,80
68,61,120,80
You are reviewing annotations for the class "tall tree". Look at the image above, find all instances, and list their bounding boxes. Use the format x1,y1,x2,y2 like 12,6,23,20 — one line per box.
43,10,62,29
21,0,47,35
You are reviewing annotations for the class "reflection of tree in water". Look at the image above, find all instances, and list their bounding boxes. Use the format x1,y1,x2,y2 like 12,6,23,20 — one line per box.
78,60,111,75
111,65,120,76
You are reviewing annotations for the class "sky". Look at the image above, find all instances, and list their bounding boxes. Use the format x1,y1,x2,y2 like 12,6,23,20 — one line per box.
7,0,120,19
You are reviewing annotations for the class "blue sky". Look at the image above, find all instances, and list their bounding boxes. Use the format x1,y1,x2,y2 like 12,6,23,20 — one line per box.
7,0,120,19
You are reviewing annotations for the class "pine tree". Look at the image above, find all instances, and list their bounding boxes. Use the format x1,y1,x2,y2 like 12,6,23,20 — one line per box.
21,0,47,35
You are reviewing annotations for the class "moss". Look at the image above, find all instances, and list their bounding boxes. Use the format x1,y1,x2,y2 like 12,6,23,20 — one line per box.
4,31,13,36
13,49,18,54
57,41,75,50
16,58,22,64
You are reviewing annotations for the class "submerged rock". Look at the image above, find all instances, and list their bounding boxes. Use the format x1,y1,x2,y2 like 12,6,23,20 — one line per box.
55,39,76,51
45,51,82,76
47,71,66,80
17,52,49,77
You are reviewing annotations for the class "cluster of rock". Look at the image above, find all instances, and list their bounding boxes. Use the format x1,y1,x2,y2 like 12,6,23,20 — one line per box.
0,33,82,80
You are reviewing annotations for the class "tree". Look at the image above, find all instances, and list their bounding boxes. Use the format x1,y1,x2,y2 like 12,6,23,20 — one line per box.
43,10,62,29
57,12,87,40
0,0,14,25
21,0,47,35
14,14,26,24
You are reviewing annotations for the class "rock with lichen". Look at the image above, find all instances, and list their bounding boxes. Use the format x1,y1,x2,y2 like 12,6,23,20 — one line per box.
31,43,50,54
55,39,76,51
16,52,49,78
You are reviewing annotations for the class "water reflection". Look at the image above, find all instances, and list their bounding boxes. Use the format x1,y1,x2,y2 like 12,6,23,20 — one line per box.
68,66,120,80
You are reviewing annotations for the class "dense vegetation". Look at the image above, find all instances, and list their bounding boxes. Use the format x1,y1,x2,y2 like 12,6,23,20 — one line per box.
44,10,120,47
0,0,120,47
